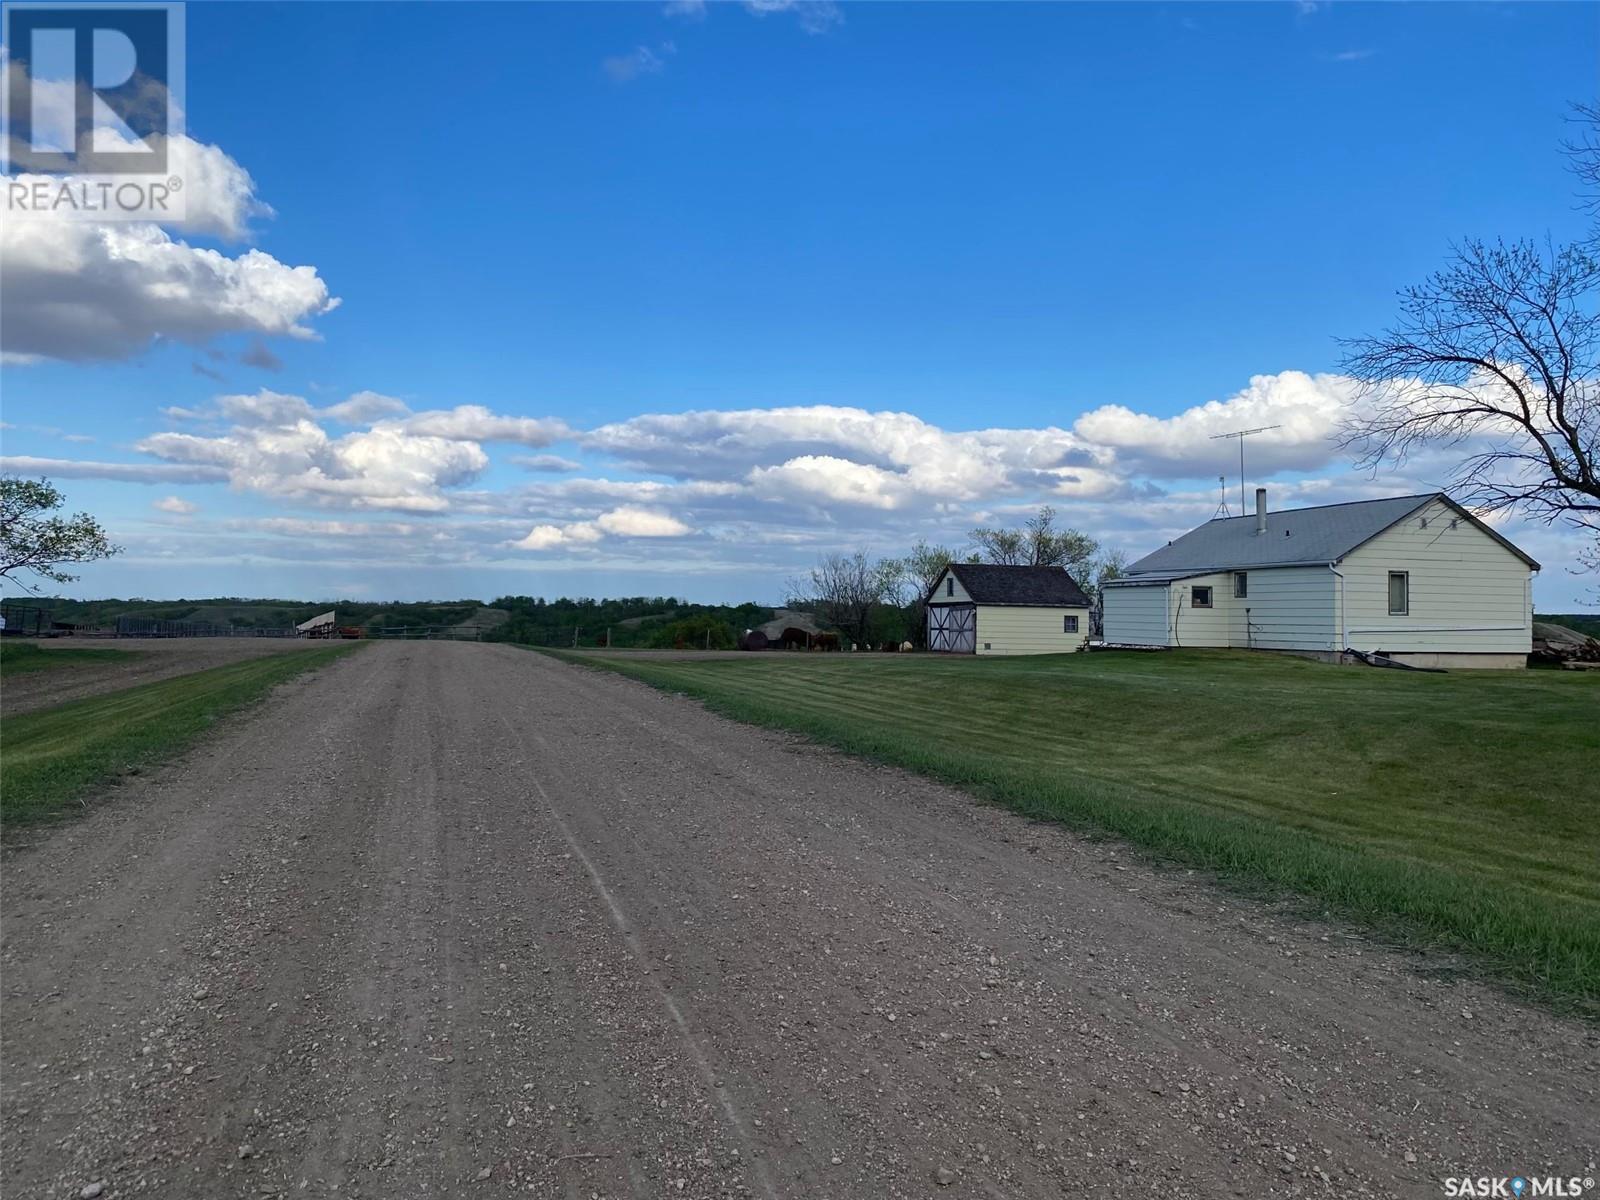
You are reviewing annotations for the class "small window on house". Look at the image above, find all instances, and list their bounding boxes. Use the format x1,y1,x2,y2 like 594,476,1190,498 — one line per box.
1388,571,1409,615
946,576,954,597
1191,586,1213,608
1064,615,1079,633
1233,572,1247,599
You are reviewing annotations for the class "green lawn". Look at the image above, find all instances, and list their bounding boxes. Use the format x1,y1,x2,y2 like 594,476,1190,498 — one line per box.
0,640,140,677
558,648,1600,1010
1,644,362,825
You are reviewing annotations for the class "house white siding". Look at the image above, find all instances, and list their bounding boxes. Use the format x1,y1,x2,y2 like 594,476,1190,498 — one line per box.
1230,566,1337,651
975,606,1091,655
1102,582,1172,645
1108,567,1340,652
1169,574,1232,648
1335,497,1533,658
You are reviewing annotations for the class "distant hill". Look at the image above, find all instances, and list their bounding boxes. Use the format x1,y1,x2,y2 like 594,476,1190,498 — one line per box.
1,595,497,635
0,594,795,648
484,595,777,648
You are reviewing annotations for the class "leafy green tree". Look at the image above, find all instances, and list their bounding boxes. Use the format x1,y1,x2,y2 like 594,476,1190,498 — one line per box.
647,614,737,650
0,477,119,587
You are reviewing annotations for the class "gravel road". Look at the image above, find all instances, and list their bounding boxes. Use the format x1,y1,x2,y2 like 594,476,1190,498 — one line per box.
3,642,1595,1199
2,638,331,717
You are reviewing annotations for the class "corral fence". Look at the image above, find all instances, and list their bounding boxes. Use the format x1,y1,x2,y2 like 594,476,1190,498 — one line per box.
364,624,483,641
114,616,300,638
0,603,54,637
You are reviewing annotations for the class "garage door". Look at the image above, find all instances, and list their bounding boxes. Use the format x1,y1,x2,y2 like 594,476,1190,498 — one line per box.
927,604,976,653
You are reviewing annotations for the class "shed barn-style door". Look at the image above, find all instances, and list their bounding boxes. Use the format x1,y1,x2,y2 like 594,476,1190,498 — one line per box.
927,604,976,653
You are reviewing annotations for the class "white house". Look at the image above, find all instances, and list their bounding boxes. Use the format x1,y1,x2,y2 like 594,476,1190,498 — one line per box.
926,563,1093,655
1101,490,1539,669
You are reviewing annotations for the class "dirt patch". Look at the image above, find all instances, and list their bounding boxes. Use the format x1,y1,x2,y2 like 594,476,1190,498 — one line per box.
1,643,1594,1199
1,637,336,716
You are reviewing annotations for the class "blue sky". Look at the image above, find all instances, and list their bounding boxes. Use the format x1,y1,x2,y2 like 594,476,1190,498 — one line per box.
2,1,1596,606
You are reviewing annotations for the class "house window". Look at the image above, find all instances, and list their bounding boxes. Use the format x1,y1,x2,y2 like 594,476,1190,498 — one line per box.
1388,571,1409,615
1233,572,1248,599
1064,615,1079,633
946,576,954,597
1191,586,1212,608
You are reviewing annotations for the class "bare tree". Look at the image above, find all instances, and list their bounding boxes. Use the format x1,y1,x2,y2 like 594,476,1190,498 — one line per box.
1565,101,1600,248
1339,108,1600,573
970,506,1098,579
1086,548,1129,636
1,476,120,588
793,551,901,649
900,539,953,647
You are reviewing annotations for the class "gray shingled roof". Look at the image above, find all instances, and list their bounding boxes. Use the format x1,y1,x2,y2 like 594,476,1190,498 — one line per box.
1119,492,1539,578
938,563,1092,607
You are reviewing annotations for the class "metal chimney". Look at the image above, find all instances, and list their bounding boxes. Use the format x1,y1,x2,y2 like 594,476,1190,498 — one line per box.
1255,488,1267,535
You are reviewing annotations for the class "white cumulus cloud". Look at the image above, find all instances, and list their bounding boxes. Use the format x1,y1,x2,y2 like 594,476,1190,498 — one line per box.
512,505,692,552
1073,371,1356,478
0,218,339,363
136,408,490,513
0,61,337,366
595,505,692,537
400,405,570,448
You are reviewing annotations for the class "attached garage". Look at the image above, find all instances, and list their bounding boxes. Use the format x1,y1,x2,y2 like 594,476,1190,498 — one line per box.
925,563,1093,656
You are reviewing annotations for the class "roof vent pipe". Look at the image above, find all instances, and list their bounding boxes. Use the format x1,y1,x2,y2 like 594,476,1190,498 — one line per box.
1255,488,1267,535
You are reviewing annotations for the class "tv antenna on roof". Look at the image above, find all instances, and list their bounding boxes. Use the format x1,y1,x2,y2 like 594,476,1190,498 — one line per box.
1210,425,1283,515
1213,475,1230,519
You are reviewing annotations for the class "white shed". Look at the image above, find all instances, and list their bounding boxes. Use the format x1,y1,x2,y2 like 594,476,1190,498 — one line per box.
925,563,1093,655
1101,490,1539,669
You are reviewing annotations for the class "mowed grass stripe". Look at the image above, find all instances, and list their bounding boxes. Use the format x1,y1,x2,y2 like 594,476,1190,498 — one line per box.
641,662,1597,898
713,668,1590,866
700,661,1598,870
1,644,362,825
554,648,1600,1009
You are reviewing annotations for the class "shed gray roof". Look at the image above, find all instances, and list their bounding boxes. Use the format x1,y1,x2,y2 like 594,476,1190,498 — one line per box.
936,563,1092,607
1119,492,1538,579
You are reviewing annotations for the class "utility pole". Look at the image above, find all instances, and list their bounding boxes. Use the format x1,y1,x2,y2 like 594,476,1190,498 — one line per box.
1209,425,1283,514
572,625,579,648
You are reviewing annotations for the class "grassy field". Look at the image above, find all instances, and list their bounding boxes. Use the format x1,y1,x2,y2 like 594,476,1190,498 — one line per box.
560,648,1600,1009
0,640,139,677
1,644,361,825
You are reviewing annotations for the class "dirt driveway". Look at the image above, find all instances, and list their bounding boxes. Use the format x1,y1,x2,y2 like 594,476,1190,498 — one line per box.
1,637,334,716
2,642,1594,1199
